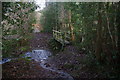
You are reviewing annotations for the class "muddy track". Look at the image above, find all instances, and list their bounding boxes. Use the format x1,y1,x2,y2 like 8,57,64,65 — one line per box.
30,32,52,50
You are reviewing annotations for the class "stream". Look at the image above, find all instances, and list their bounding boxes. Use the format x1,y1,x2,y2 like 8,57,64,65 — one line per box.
1,50,74,80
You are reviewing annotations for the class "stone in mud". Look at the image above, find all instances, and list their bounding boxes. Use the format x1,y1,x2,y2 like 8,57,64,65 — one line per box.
44,63,50,67
58,68,62,70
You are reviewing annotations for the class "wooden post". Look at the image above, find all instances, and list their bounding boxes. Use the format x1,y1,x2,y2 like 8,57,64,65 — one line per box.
68,10,75,41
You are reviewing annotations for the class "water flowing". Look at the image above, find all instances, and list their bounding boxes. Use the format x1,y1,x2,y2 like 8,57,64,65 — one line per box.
25,50,74,80
1,49,74,80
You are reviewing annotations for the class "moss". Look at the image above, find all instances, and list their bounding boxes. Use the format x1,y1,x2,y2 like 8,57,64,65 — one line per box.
48,38,62,54
64,63,74,69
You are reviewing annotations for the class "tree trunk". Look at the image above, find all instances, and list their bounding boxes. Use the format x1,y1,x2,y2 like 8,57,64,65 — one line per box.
68,10,75,41
116,2,120,65
95,3,103,62
105,3,117,51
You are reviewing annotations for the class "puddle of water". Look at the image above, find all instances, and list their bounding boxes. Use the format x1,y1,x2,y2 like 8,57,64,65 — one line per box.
32,50,51,60
0,58,11,64
40,61,74,80
24,52,32,57
1,49,74,80
24,49,74,80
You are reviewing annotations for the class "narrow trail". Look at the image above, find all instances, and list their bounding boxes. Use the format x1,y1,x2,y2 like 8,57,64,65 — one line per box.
2,12,74,79
2,32,100,79
28,32,74,79
32,11,43,33
2,32,74,79
30,32,52,50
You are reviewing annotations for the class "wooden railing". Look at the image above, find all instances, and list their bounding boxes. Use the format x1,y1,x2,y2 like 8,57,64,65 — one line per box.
52,30,71,45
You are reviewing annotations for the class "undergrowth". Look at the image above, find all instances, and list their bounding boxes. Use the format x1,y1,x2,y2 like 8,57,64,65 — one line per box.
48,38,62,55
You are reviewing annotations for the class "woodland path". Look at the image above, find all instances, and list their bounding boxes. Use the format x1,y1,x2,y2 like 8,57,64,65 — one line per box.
2,32,74,79
2,32,59,78
30,32,52,50
2,32,102,79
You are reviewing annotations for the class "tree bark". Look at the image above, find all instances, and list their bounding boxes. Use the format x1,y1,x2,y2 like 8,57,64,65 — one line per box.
68,10,75,41
116,2,120,65
95,3,103,62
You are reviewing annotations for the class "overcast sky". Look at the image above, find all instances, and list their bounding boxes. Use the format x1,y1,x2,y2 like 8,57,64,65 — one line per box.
35,0,46,11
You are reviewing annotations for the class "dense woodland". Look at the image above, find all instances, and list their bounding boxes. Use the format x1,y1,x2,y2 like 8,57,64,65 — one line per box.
1,1,120,79
41,2,120,78
41,2,120,64
2,2,37,57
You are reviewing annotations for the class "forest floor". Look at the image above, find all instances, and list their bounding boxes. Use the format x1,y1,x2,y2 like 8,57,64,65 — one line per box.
2,32,106,79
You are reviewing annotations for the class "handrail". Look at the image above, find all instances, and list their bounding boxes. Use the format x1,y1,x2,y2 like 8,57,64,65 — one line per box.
52,30,61,33
53,30,70,34
53,29,71,45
